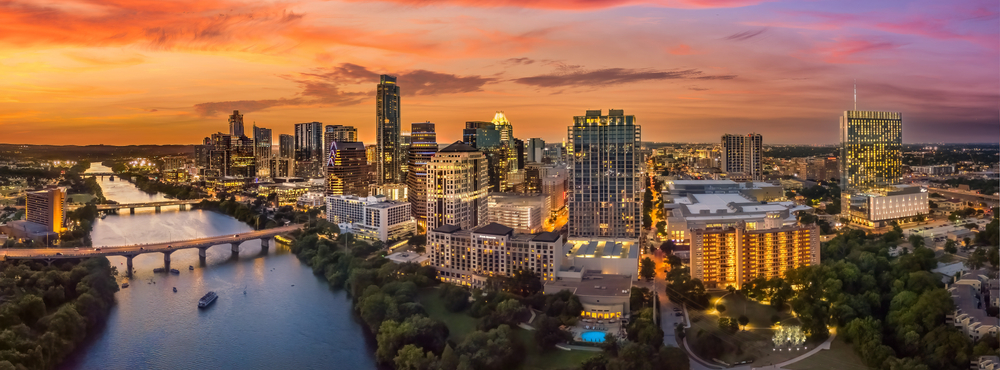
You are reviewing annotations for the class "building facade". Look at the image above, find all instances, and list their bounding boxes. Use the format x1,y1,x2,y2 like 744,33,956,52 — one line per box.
487,193,550,234
527,138,545,163
407,122,438,225
840,110,902,191
294,122,324,178
690,222,820,290
229,110,244,137
326,141,370,197
464,121,509,192
912,165,955,176
253,125,272,180
376,75,403,184
721,133,763,181
426,142,489,230
326,195,415,243
842,185,929,227
323,124,358,172
568,109,641,239
428,223,562,287
279,134,295,159
26,187,66,233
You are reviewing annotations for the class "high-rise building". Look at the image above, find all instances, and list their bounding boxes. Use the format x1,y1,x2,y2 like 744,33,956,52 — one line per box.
207,132,232,177
326,195,415,243
230,135,256,179
229,110,244,137
840,111,902,190
294,122,324,178
721,133,763,181
527,138,545,163
326,141,370,197
279,134,295,159
400,131,411,176
513,138,525,173
324,124,358,171
26,187,66,233
691,222,819,290
463,121,509,192
426,142,489,230
407,122,438,226
491,111,519,173
253,126,272,180
269,157,294,178
376,75,402,184
567,109,641,239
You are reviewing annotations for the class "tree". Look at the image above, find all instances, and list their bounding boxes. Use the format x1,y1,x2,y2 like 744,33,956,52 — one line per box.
394,344,436,370
658,240,676,254
601,332,619,356
718,317,738,334
666,255,682,269
639,257,656,280
737,315,750,330
944,239,958,254
966,248,988,270
534,314,571,349
963,237,971,247
907,234,925,249
715,304,726,314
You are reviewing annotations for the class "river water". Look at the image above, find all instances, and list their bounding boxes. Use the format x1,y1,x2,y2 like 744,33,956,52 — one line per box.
60,164,376,370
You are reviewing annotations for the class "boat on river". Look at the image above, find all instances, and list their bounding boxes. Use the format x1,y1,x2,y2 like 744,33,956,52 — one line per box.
198,292,218,308
170,269,180,274
121,283,129,288
153,268,165,273
189,265,194,270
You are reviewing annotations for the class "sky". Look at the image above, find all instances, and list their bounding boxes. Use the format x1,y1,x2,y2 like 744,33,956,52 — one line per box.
0,0,997,145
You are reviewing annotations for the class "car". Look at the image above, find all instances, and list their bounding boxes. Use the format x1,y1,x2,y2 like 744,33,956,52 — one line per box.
167,245,172,249
94,248,101,251
74,247,79,251
234,234,239,238
55,252,62,256
675,312,682,317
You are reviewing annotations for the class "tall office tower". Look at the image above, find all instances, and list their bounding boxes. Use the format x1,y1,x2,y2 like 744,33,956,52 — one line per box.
326,141,370,196
230,135,257,179
463,121,509,192
253,126,272,180
567,109,641,239
294,122,324,178
721,133,763,181
323,124,358,171
270,157,294,178
376,74,402,184
400,131,411,175
194,143,212,175
513,138,525,171
407,122,438,225
208,132,233,177
426,142,489,230
840,111,902,190
491,111,518,172
228,110,245,137
526,138,545,163
278,134,295,159
26,187,66,233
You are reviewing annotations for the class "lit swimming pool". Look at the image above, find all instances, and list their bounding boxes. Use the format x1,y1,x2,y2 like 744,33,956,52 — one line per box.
581,331,606,342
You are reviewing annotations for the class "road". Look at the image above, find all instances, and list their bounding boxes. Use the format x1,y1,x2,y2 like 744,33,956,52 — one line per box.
2,224,302,259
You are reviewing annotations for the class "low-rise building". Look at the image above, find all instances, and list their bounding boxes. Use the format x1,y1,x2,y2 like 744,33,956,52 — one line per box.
842,185,928,228
257,182,310,207
911,164,955,176
386,251,430,266
662,180,784,204
326,195,415,243
428,223,562,287
948,270,1000,342
297,192,326,208
487,193,550,234
544,272,631,320
557,239,640,280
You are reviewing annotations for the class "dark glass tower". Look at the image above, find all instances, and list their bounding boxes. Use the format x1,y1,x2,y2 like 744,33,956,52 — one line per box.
407,122,438,225
376,75,402,184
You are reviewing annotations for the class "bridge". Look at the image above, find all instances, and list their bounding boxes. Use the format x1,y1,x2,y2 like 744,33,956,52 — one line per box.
1,224,302,275
928,187,1000,207
94,199,206,213
85,172,115,176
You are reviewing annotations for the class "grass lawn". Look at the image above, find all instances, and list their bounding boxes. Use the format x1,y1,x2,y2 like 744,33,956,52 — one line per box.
418,287,597,369
688,294,806,366
417,288,478,342
715,293,795,328
785,336,871,370
69,194,96,204
937,253,963,264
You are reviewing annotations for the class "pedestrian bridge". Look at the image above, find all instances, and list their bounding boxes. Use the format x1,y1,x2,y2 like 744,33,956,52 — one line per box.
1,224,302,275
69,199,206,212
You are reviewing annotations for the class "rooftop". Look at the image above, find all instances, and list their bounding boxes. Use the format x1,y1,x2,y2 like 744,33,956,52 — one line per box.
544,273,632,297
566,239,638,259
432,224,462,234
439,141,478,153
474,222,514,236
532,231,562,243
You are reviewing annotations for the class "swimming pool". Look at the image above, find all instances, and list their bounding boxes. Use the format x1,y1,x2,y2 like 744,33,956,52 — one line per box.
580,331,606,342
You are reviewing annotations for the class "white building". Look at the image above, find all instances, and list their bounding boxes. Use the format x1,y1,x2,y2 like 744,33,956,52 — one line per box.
426,142,489,230
428,223,563,287
843,185,929,228
487,193,550,234
911,165,955,176
326,195,415,243
948,270,999,342
664,191,810,244
297,192,325,208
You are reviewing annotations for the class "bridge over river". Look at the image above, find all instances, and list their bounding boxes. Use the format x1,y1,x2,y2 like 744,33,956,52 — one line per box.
69,199,206,213
1,224,302,275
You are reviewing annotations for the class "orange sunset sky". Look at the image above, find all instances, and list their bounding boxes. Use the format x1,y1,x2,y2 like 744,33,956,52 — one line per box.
0,0,997,145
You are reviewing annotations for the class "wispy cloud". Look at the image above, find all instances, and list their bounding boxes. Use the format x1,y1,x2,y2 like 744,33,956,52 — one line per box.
513,67,736,87
724,28,768,41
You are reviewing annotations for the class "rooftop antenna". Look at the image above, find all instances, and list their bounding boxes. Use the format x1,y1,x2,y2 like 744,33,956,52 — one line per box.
853,79,857,111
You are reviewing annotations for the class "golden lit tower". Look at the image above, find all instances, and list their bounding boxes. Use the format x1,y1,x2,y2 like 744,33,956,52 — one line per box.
840,111,902,190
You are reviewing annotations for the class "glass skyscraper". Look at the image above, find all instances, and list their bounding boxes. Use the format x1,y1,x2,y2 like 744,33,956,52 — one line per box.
567,109,641,239
294,122,323,178
407,122,437,225
376,75,402,184
840,111,902,190
253,125,272,180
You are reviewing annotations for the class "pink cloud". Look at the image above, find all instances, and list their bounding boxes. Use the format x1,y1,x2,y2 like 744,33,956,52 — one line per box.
668,43,698,55
809,38,906,64
344,0,770,10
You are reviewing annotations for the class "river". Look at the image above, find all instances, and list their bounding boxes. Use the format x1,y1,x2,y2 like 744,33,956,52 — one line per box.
60,164,377,370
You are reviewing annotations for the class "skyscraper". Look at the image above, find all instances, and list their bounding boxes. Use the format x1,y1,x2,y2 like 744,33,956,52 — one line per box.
253,126,272,180
491,111,518,173
376,75,402,184
279,134,295,158
567,109,641,239
721,133,763,181
324,124,358,171
463,121,508,192
294,122,323,178
527,138,545,163
230,135,256,179
426,142,489,230
407,122,438,225
840,111,902,190
207,132,232,177
229,110,244,137
326,141,370,197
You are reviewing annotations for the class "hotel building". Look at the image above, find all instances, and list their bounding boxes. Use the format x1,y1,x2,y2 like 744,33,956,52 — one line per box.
842,185,929,228
487,193,550,234
840,111,902,190
26,187,66,233
326,195,415,243
428,223,562,287
426,142,489,230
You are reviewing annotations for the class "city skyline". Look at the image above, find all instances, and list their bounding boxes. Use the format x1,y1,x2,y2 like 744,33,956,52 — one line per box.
0,0,997,145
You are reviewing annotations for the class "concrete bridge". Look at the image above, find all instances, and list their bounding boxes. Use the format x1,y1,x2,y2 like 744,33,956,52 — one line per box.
69,199,206,213
1,224,302,275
